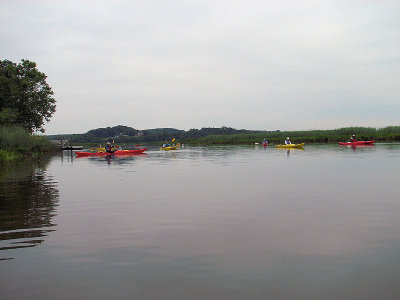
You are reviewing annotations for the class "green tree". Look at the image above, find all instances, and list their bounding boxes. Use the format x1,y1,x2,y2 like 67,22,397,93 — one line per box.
0,59,56,132
0,108,18,125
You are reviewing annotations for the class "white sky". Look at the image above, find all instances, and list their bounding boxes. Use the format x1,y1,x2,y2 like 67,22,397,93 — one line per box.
1,0,399,134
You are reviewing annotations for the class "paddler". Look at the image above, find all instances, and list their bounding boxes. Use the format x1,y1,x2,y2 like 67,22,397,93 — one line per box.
350,135,357,142
105,142,114,153
285,137,291,145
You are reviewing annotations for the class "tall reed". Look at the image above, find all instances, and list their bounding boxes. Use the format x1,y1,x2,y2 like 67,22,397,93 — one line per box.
0,126,54,163
0,126,33,149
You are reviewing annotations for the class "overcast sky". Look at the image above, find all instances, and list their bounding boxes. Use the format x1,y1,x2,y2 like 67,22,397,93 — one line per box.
1,0,399,134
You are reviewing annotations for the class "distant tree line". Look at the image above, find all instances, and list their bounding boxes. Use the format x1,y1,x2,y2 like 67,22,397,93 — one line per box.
47,125,400,145
48,126,253,144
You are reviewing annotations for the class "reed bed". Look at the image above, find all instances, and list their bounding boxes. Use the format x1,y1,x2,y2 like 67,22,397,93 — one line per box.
186,126,400,145
0,126,55,163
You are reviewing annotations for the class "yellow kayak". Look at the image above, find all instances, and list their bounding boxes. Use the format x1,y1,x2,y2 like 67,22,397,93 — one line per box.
160,146,177,151
275,143,305,149
90,147,105,152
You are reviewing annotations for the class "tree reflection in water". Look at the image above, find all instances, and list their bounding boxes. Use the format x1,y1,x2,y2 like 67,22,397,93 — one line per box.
0,156,59,260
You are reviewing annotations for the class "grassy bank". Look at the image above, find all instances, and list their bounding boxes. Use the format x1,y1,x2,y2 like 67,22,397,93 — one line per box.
0,126,56,164
185,126,400,145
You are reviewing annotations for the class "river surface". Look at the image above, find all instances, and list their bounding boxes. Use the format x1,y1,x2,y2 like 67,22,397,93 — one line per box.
1,144,400,300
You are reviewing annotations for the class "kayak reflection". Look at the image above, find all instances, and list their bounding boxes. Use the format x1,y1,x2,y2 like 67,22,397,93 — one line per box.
350,144,375,151
100,153,147,165
274,146,305,157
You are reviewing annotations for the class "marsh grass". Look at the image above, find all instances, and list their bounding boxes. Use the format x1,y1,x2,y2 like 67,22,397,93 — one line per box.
186,126,400,145
0,126,55,163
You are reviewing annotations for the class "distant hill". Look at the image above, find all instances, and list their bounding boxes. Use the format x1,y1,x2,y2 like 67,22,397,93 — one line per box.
47,125,253,143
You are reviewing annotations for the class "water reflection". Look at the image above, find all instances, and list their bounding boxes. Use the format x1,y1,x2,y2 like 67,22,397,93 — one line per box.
338,144,376,151
0,156,59,260
1,144,400,299
60,149,75,163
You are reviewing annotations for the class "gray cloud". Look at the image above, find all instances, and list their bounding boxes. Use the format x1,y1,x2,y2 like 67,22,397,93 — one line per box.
1,0,399,134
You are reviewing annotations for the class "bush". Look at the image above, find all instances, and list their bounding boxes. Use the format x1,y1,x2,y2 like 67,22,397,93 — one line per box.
0,149,22,164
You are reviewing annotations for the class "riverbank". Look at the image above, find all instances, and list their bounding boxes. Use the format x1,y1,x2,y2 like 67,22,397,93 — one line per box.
0,126,56,164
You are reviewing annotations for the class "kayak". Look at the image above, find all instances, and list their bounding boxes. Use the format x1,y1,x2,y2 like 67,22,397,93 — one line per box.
75,149,147,157
338,140,375,146
75,148,148,157
262,142,268,147
160,146,177,151
275,143,305,149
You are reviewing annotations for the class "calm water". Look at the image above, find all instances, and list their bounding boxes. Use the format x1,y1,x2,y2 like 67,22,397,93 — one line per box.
1,144,400,300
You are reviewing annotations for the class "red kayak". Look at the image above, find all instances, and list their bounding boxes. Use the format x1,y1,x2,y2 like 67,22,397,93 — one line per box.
75,148,148,157
338,140,375,146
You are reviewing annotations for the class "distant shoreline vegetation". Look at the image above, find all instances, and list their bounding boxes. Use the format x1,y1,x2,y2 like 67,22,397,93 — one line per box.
48,125,400,145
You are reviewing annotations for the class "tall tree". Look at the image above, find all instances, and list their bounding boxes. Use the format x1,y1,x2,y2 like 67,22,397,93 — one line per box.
0,59,56,132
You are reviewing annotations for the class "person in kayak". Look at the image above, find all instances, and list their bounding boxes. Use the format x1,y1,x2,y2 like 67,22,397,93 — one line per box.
162,141,170,147
350,135,357,142
285,137,291,145
262,138,268,144
105,142,115,153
